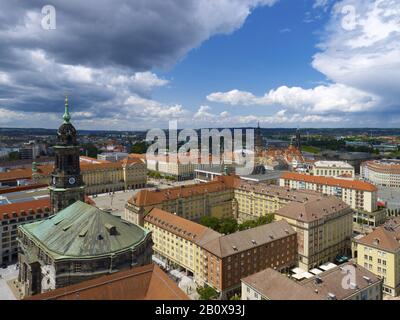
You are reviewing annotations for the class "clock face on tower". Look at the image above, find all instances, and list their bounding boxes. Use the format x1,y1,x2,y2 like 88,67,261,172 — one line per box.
68,177,76,185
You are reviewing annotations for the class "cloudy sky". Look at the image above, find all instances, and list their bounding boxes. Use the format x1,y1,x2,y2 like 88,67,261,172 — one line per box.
0,0,399,130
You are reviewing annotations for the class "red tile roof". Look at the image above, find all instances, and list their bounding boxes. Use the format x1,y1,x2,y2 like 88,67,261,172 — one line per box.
281,172,377,192
0,196,94,220
0,198,51,221
145,208,221,245
356,219,400,252
130,178,233,206
0,168,32,182
26,264,189,300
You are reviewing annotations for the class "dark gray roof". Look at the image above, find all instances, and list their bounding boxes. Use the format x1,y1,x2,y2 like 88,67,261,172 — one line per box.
201,220,295,258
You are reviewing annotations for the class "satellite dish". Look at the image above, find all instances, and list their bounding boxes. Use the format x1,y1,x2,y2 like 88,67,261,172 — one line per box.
41,264,56,292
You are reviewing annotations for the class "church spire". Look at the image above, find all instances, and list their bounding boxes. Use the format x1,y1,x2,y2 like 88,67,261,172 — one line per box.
63,94,71,123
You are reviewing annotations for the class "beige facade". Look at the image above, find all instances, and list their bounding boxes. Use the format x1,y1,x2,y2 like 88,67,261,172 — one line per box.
143,208,221,285
361,159,400,188
355,220,400,296
31,157,147,195
125,175,329,227
124,179,234,226
280,172,378,213
274,197,353,271
146,154,197,180
312,161,355,178
144,207,297,298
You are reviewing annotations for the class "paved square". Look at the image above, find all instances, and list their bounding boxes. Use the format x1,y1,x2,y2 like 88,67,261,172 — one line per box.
0,264,19,300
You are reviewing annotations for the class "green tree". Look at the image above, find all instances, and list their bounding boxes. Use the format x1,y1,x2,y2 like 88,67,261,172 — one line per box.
7,151,20,161
197,285,218,300
131,141,148,154
238,214,274,231
199,216,220,231
80,143,98,158
230,294,241,300
218,218,238,235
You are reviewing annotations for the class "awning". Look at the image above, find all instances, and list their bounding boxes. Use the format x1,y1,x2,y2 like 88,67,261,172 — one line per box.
291,267,304,274
292,273,306,280
309,268,323,275
301,272,314,279
319,262,337,271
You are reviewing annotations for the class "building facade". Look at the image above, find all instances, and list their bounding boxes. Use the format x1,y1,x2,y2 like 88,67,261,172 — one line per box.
125,178,235,226
280,172,378,213
355,219,400,296
144,208,221,285
1,199,51,265
274,196,353,271
201,220,297,298
0,157,147,196
125,175,327,226
312,161,355,179
361,159,400,188
144,207,297,299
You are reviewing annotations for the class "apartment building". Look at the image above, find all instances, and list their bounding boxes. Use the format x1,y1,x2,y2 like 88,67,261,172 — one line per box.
145,207,298,298
355,219,400,296
280,172,378,213
274,196,353,271
125,175,327,226
361,159,400,188
202,220,297,298
144,208,221,285
1,198,51,265
232,179,322,222
241,263,382,300
145,153,199,181
125,178,234,226
312,161,355,179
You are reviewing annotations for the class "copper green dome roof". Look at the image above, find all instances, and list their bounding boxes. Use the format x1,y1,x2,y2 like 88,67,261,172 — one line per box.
20,201,150,260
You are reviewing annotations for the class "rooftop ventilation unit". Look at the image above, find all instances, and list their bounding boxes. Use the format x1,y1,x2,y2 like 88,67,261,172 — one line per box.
350,282,358,290
105,223,117,235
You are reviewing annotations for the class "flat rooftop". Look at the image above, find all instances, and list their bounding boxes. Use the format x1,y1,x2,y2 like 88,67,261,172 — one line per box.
314,161,354,169
0,186,49,205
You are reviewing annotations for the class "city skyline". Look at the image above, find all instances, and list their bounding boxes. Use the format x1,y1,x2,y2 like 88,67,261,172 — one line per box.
0,0,399,130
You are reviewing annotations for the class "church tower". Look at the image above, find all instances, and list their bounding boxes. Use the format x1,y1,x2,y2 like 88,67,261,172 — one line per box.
295,127,301,149
49,96,85,213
